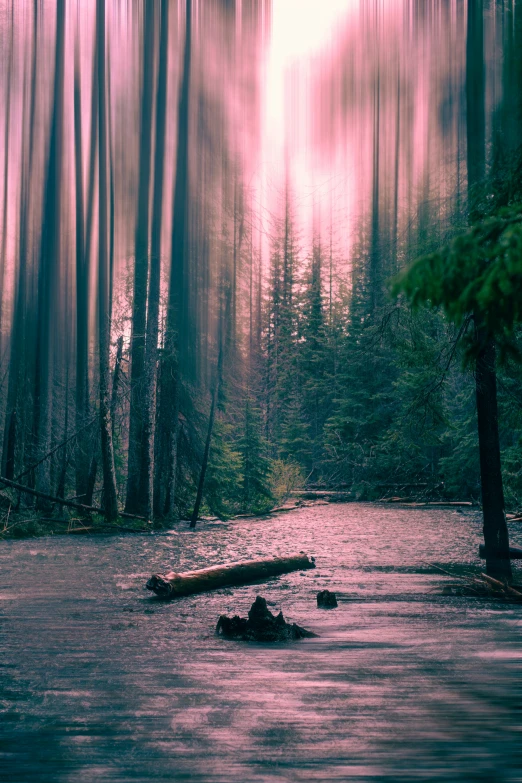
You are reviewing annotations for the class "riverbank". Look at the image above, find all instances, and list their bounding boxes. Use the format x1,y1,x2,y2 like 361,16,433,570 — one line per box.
0,493,496,540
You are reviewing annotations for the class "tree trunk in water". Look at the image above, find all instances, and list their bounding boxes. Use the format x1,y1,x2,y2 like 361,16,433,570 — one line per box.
475,331,512,580
146,554,316,599
97,0,118,522
126,2,155,515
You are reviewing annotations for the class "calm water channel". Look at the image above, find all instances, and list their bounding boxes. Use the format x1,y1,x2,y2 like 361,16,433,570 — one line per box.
1,503,522,782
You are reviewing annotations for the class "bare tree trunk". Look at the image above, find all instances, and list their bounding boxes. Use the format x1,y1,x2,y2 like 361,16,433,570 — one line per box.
74,34,91,503
126,1,155,515
2,1,37,479
56,363,69,501
97,0,118,522
475,328,512,580
159,0,192,517
0,0,13,352
34,0,66,506
190,374,219,528
142,0,169,523
369,61,380,314
110,335,124,440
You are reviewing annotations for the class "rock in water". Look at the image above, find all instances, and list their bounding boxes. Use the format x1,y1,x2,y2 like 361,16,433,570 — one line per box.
216,596,317,641
317,589,338,608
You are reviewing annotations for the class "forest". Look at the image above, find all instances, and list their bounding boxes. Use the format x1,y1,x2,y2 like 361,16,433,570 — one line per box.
3,2,522,781
0,0,521,542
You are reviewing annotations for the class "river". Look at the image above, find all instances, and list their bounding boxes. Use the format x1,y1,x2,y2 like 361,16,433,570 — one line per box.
1,503,522,782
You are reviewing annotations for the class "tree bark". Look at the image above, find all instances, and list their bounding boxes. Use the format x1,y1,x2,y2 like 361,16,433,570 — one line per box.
34,0,66,506
97,0,118,522
141,0,169,523
146,554,316,599
110,335,124,439
126,2,155,515
158,0,191,516
74,37,91,503
190,378,218,528
475,330,512,580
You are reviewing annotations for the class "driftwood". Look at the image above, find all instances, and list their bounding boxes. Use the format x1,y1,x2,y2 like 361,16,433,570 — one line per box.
290,490,353,502
216,596,317,641
146,553,316,599
0,476,145,521
479,544,522,560
382,500,474,507
480,573,522,598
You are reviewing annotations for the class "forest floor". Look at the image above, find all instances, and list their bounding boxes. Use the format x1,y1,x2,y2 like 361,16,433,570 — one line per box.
1,502,522,782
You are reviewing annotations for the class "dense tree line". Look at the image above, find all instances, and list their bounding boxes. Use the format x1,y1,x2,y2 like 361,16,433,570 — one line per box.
0,0,521,544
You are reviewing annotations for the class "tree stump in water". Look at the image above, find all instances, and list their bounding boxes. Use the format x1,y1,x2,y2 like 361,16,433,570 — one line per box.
317,589,338,608
216,596,317,641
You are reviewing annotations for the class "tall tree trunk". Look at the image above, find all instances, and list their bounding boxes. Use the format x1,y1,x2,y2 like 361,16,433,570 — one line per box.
126,2,155,514
97,0,118,522
110,335,124,440
475,330,511,580
56,364,69,501
34,0,66,506
466,0,485,199
466,0,510,577
158,0,191,517
74,35,91,503
142,0,169,522
2,0,37,479
190,347,222,528
0,0,13,352
369,61,380,313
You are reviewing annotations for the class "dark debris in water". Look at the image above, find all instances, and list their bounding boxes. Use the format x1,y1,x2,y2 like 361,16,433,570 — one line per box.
216,596,317,641
317,589,338,608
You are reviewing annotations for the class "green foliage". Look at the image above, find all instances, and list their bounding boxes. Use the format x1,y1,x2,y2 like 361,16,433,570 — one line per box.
237,397,273,514
269,459,303,505
393,206,522,353
203,420,243,520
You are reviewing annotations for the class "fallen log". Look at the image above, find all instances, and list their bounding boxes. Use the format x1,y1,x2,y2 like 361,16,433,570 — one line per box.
480,573,522,598
479,544,522,560
146,553,316,599
0,476,146,522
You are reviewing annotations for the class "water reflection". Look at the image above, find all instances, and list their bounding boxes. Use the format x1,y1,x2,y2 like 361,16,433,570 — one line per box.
0,504,521,781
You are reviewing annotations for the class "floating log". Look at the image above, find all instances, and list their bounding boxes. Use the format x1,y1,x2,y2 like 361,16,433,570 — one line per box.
146,553,316,599
480,573,522,598
216,596,317,641
479,544,522,560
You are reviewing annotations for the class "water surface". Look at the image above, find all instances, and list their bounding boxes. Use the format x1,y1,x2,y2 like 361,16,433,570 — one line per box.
1,503,522,782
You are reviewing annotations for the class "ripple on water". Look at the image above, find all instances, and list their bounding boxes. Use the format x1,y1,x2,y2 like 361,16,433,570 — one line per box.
1,503,522,782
